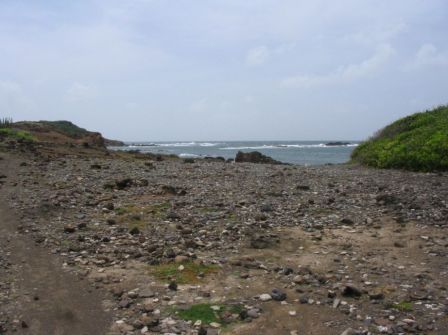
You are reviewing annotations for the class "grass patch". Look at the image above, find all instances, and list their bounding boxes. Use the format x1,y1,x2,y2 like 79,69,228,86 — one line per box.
351,105,448,171
177,304,219,324
151,261,219,284
0,128,34,142
225,212,237,221
113,205,148,229
199,207,220,214
175,303,244,325
393,301,413,311
148,202,171,219
114,206,133,215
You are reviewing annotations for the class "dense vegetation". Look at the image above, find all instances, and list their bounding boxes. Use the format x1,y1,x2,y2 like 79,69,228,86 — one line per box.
351,105,448,171
39,120,89,137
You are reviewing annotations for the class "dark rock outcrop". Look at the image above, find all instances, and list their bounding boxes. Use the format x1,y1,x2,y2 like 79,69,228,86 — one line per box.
235,151,282,164
325,142,351,146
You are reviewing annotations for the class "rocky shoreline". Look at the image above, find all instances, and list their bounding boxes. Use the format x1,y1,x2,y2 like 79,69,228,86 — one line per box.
0,145,447,335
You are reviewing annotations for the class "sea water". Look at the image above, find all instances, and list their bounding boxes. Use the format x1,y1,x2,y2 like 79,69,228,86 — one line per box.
109,141,359,165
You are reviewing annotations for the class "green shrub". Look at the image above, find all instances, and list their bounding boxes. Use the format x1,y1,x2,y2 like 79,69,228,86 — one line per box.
351,105,448,171
0,128,34,142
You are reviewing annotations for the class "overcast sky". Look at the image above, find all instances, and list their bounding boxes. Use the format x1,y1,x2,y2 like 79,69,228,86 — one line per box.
1,0,447,141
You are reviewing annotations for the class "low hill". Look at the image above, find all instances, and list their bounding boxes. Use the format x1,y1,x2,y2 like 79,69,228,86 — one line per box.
1,120,124,148
351,105,448,172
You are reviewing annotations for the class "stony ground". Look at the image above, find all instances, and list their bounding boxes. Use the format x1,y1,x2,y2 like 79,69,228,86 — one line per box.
0,147,447,335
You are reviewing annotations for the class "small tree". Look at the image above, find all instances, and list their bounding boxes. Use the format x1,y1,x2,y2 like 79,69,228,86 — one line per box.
0,117,13,128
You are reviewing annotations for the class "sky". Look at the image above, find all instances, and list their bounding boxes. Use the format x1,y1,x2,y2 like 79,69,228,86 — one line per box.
0,0,447,141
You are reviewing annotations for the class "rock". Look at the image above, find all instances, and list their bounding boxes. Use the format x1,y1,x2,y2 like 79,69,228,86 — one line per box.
369,292,385,300
119,299,132,308
281,267,294,275
340,328,357,335
260,204,273,212
138,289,155,298
271,288,287,301
235,151,282,164
105,202,114,210
333,298,341,308
168,281,177,291
342,285,362,298
247,309,260,318
174,255,189,263
259,293,272,301
340,218,354,225
325,142,351,146
129,227,140,235
106,218,116,225
209,322,221,328
77,222,87,229
115,178,133,190
299,295,308,304
161,185,177,195
293,275,304,284
63,225,76,233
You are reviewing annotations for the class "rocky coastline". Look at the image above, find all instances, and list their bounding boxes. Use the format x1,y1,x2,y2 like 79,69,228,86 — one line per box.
0,143,447,335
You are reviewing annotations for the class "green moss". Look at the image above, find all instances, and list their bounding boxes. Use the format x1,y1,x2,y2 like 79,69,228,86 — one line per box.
393,301,413,311
351,105,448,171
151,261,219,284
0,128,34,141
175,303,243,325
177,304,219,324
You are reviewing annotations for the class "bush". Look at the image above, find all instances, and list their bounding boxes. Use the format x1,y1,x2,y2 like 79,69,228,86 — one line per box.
351,105,448,171
0,128,34,142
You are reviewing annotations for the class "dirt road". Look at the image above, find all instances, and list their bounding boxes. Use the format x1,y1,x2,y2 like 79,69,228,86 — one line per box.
0,153,111,335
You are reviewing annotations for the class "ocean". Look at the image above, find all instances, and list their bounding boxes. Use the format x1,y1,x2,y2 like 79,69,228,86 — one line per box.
109,141,359,165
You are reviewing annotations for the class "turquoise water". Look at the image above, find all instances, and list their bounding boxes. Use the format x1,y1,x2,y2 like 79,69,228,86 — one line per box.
109,141,359,165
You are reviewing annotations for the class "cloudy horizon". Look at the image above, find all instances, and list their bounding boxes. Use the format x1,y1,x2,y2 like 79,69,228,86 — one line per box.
1,0,447,141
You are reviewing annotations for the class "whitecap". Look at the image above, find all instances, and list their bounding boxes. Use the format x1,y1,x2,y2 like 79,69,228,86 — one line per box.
179,153,200,158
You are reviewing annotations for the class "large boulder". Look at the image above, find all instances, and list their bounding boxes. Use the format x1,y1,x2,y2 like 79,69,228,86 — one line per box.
235,151,282,164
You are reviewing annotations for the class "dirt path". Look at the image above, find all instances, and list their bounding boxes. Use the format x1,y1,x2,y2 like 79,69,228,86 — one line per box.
0,153,111,335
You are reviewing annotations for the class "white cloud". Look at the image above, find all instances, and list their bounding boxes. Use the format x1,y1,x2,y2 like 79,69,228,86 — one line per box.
65,82,97,102
246,46,270,66
281,44,395,88
404,44,448,70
